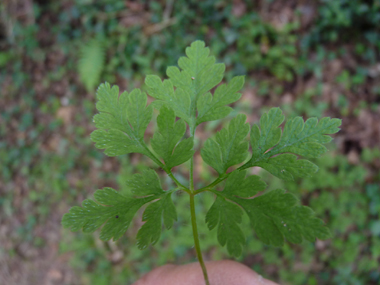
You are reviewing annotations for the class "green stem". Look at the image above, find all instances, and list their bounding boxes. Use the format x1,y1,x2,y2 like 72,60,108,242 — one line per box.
189,123,196,191
188,121,209,284
143,144,190,193
194,164,248,195
194,165,248,195
189,193,210,285
193,173,230,195
190,155,195,192
168,172,191,194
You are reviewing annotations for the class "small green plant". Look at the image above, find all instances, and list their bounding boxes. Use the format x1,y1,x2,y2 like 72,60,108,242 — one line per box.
78,39,105,92
62,41,341,284
237,18,298,81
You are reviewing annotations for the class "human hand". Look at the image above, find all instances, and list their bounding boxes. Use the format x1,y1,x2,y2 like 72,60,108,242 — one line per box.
133,260,279,285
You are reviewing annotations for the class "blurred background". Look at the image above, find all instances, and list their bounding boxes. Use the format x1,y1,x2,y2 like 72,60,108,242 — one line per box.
1,0,380,284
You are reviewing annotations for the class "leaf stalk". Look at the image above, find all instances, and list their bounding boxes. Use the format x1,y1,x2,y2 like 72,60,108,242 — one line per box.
189,193,210,285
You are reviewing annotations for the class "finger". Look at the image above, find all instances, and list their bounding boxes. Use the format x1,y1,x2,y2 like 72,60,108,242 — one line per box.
133,260,279,285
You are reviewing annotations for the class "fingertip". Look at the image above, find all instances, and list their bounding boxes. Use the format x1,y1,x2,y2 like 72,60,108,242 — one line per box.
132,264,177,285
203,260,279,285
133,260,279,285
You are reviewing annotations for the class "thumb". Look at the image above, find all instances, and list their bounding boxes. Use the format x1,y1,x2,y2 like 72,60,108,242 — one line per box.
133,260,279,285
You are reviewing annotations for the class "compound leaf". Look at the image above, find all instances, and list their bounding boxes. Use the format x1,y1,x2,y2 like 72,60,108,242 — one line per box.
91,83,152,156
205,196,245,257
151,106,194,169
64,41,341,259
247,108,342,180
201,114,250,174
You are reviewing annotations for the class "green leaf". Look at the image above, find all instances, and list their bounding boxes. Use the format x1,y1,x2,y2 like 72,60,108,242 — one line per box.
91,83,153,156
164,40,225,130
78,39,105,92
128,170,177,249
151,106,194,169
167,138,194,169
206,170,266,255
63,41,342,260
205,196,245,257
201,114,250,174
210,171,331,247
62,169,177,246
61,187,155,241
223,170,267,198
233,189,331,246
254,154,319,181
275,116,342,157
90,129,143,157
247,108,342,180
126,169,164,196
167,40,225,100
196,76,245,125
145,75,191,123
136,192,177,249
250,108,284,159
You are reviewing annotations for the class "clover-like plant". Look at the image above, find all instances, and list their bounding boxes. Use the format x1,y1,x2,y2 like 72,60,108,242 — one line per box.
62,41,341,285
